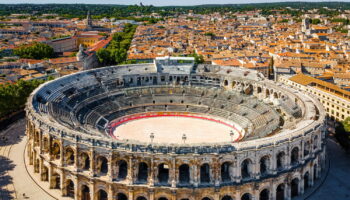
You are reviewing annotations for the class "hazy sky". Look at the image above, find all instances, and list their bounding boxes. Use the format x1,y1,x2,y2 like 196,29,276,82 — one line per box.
0,0,349,6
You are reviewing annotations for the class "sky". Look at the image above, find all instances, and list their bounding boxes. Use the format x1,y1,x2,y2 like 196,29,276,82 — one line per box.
0,0,349,6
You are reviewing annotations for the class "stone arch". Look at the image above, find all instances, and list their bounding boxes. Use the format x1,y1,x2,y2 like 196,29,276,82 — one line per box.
158,198,168,200
42,137,49,153
224,80,228,86
81,185,90,200
260,155,270,176
200,163,210,184
157,163,169,184
259,189,269,200
116,193,128,200
276,151,285,170
304,172,310,190
291,178,299,197
136,196,147,200
276,183,285,200
65,147,75,165
221,195,233,200
41,165,48,181
137,162,148,183
221,161,233,182
96,156,108,175
291,147,299,166
51,172,60,189
80,152,90,170
117,159,128,180
51,141,60,160
97,189,108,200
179,164,190,184
304,141,311,156
241,193,252,200
202,197,212,200
244,84,253,95
65,179,74,197
241,159,252,179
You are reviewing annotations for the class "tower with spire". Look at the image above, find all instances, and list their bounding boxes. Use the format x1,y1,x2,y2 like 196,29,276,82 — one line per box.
85,11,93,30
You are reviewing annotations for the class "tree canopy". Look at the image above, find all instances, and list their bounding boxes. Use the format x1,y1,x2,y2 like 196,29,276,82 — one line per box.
14,42,54,59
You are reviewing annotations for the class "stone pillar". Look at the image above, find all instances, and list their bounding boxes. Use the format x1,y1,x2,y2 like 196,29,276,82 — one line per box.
192,160,198,187
286,183,291,200
300,177,305,195
108,184,113,200
60,169,65,196
90,181,95,200
39,131,42,154
108,154,113,181
171,190,176,200
127,156,134,184
74,145,79,172
48,165,53,188
171,157,176,187
149,189,155,200
60,139,64,167
214,157,220,186
128,188,134,200
149,157,154,186
74,177,79,200
271,183,277,200
90,148,95,176
48,135,53,161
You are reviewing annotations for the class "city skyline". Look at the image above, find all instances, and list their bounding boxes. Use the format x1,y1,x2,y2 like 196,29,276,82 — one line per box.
0,0,349,6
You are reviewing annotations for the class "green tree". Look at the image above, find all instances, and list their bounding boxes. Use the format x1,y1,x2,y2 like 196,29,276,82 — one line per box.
14,42,54,59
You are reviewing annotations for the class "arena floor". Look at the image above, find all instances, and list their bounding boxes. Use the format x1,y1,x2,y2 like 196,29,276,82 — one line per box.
112,116,242,144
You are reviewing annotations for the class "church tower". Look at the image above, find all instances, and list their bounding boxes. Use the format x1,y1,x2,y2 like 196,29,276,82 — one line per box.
86,11,93,29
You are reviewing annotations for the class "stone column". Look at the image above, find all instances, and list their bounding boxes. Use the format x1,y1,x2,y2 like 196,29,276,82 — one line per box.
74,144,79,172
127,156,134,184
171,189,176,200
128,188,134,200
149,157,154,186
171,157,176,187
60,169,65,196
286,183,291,200
108,183,113,200
39,131,43,154
48,165,53,188
90,148,95,176
192,159,198,187
60,139,64,167
108,154,113,181
149,189,155,200
74,176,79,200
90,181,95,200
214,157,220,186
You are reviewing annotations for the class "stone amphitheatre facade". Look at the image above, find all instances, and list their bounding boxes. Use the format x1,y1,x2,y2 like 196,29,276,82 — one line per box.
26,57,327,200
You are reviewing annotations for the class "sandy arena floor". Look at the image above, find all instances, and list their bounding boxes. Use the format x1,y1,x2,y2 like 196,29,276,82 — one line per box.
112,116,242,144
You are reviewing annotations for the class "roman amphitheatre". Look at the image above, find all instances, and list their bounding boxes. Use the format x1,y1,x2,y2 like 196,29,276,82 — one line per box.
24,57,327,200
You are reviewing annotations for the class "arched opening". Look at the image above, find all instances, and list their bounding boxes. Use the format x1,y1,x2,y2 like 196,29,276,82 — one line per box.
65,147,75,165
51,142,60,160
273,92,278,99
304,141,310,156
158,198,168,200
260,156,270,176
221,162,232,182
157,163,169,184
81,152,90,170
291,147,299,166
136,196,147,200
314,164,318,181
200,163,210,184
202,198,211,200
65,179,74,197
266,89,270,97
276,184,285,200
304,172,310,190
52,173,60,189
259,189,269,200
291,178,299,198
241,193,252,200
222,195,233,200
137,162,148,183
97,189,108,200
257,87,262,93
179,164,190,184
34,159,40,173
313,135,318,149
81,185,90,200
276,152,285,170
43,137,49,153
244,85,253,95
117,193,128,200
224,80,228,86
241,159,252,179
118,160,128,180
97,156,108,175
41,166,48,181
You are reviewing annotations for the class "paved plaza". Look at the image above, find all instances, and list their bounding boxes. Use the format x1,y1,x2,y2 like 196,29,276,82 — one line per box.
0,119,349,200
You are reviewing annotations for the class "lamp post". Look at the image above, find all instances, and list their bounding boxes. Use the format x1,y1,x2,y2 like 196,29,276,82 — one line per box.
150,133,155,143
182,134,187,144
230,130,234,141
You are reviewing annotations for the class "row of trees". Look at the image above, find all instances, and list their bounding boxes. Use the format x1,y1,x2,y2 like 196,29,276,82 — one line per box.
0,79,50,118
96,23,137,66
1,3,350,18
13,42,54,60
